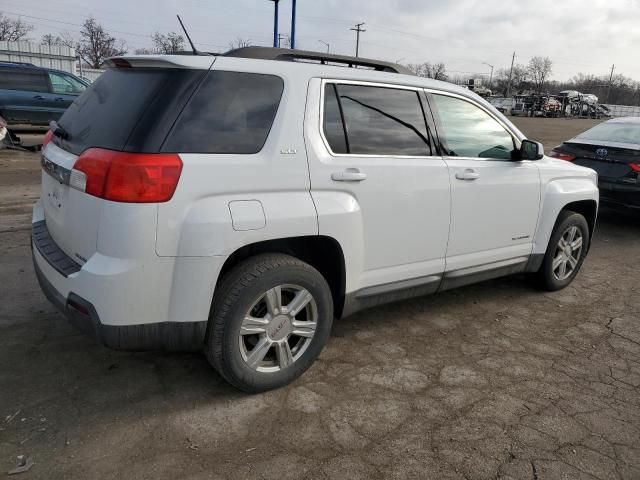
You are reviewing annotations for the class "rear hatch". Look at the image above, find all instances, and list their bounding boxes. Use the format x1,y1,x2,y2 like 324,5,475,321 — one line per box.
41,63,210,262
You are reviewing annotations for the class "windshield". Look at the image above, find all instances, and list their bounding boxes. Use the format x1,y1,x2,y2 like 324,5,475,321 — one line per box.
576,122,640,145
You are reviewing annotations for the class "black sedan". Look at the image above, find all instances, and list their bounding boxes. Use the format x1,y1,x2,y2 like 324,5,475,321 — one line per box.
550,117,640,210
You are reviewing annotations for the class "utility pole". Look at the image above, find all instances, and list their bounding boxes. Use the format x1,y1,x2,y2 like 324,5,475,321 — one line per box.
606,64,615,104
290,0,296,49
350,22,366,57
268,0,279,48
506,51,515,97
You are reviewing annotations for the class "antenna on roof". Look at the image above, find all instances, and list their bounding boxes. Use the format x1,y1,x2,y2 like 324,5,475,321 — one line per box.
177,15,199,55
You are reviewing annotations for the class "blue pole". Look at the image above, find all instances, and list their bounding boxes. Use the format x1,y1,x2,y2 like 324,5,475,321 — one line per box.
273,0,279,48
290,0,296,49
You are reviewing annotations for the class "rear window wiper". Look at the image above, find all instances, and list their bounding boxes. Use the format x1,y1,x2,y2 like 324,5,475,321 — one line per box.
49,120,70,140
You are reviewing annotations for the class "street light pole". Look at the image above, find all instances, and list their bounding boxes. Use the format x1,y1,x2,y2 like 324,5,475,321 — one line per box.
268,0,279,48
290,0,296,49
482,62,494,90
318,40,330,52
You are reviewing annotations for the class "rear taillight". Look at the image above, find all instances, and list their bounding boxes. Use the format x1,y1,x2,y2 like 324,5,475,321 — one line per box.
42,130,53,148
549,149,576,162
629,163,640,173
71,148,182,203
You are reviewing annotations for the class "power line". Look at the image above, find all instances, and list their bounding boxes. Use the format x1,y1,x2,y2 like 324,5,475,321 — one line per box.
0,9,228,49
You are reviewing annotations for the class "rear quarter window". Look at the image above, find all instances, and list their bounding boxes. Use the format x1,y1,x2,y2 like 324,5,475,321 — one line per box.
162,71,284,154
0,69,49,92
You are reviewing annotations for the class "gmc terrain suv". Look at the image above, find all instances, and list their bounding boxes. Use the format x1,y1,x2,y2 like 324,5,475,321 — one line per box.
32,47,598,392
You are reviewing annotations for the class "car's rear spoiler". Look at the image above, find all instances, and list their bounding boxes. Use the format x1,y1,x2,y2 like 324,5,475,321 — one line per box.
104,55,216,70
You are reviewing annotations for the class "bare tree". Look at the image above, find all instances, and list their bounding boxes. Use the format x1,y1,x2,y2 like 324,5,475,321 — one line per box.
406,62,448,81
528,56,553,93
134,47,155,55
41,32,75,49
152,31,185,54
76,17,127,69
494,64,529,95
228,37,252,50
0,12,34,41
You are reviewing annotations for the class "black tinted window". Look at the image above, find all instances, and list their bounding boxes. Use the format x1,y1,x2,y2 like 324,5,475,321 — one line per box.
57,68,204,155
323,84,348,154
431,94,514,160
329,84,431,156
163,71,284,154
0,69,49,92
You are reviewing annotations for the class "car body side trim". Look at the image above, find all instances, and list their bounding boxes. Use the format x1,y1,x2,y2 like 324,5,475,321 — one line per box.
341,255,540,318
355,274,442,299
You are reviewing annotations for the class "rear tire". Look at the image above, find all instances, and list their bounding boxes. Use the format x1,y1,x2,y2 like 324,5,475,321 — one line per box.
206,253,333,393
536,210,590,291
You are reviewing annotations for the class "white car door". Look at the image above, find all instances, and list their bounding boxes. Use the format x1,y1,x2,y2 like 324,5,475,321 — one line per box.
427,91,541,282
304,79,451,304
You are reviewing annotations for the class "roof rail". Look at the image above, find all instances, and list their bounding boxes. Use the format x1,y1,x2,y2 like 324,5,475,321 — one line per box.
224,46,414,75
0,60,36,67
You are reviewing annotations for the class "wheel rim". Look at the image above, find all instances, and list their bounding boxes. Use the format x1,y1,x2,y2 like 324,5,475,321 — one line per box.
552,225,583,281
238,284,318,373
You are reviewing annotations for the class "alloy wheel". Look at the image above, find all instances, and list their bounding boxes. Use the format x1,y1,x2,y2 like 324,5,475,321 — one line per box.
552,225,583,281
238,284,318,373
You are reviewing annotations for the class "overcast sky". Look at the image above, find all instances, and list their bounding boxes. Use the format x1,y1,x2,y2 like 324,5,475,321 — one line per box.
2,0,639,81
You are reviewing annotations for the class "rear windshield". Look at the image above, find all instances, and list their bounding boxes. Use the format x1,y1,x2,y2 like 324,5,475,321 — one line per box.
576,122,640,145
56,68,283,156
56,68,206,155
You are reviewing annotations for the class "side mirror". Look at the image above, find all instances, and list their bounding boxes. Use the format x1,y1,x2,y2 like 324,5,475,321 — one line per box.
520,139,544,160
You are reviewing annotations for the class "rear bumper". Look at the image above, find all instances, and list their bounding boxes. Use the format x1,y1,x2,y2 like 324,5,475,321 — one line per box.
31,200,224,351
32,245,207,351
599,180,640,209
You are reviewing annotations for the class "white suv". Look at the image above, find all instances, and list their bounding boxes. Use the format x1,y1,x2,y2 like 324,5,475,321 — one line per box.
32,47,598,392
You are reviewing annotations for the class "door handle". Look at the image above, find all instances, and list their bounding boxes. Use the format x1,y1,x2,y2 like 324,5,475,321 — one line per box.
54,97,65,101
455,168,480,181
33,95,45,100
331,168,367,182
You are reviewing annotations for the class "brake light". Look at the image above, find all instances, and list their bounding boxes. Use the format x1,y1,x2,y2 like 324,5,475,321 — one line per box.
42,130,53,148
549,149,576,162
629,163,640,173
71,148,182,203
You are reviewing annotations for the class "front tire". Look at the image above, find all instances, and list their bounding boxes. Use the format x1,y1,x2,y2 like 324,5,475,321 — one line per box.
206,254,333,393
537,210,590,291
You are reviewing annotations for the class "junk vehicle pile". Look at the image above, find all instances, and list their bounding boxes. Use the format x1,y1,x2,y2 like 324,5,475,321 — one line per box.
489,90,610,119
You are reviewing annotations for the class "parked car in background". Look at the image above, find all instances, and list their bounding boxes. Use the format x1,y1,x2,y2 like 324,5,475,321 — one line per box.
32,47,598,392
0,114,7,146
550,117,640,210
0,61,88,128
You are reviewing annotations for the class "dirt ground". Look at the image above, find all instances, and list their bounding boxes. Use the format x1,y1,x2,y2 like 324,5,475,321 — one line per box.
1,118,638,480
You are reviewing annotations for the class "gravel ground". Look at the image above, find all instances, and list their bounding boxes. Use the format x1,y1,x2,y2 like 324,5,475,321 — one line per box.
1,117,638,480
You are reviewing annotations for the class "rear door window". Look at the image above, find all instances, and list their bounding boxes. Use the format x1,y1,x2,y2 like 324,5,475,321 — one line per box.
163,71,284,154
322,84,348,154
0,68,49,92
323,83,432,156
